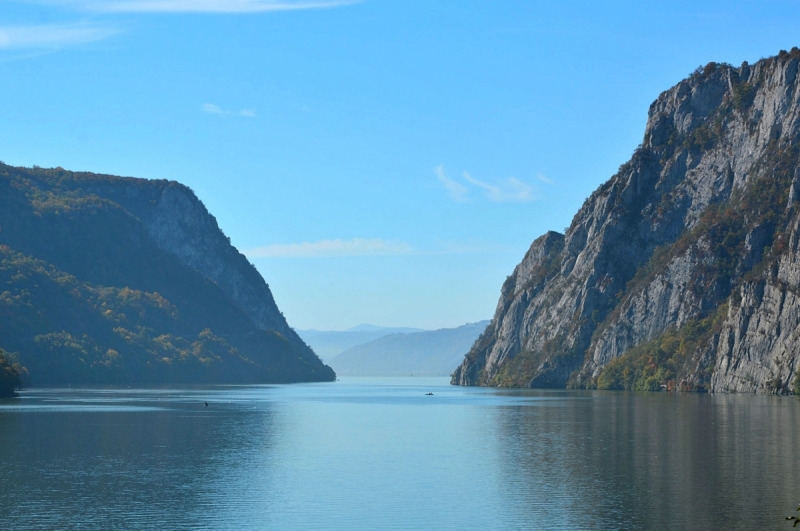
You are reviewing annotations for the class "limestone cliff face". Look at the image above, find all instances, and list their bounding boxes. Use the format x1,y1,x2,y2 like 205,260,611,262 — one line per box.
453,50,800,393
710,212,800,393
91,181,299,339
81,178,313,356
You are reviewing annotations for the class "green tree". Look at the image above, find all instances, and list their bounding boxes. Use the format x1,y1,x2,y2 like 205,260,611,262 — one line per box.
0,348,23,397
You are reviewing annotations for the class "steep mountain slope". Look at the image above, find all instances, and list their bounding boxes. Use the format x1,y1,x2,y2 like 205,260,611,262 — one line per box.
297,325,424,363
0,164,334,384
453,49,800,394
329,321,489,376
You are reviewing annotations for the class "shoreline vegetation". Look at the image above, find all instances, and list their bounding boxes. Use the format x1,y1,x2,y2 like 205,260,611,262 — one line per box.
0,349,24,398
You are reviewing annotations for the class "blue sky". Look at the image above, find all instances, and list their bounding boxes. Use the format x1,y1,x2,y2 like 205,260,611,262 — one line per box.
1,0,799,330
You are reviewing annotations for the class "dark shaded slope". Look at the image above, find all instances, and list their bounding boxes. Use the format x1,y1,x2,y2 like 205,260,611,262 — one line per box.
0,164,333,384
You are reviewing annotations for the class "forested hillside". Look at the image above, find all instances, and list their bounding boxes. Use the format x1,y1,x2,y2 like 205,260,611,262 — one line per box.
0,164,334,385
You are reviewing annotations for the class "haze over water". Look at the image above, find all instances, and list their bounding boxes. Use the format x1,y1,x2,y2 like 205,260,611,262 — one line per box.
1,378,798,530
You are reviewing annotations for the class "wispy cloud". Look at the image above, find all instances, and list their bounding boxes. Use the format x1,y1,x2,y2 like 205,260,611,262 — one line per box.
536,173,553,185
201,103,223,114
246,238,414,258
0,23,117,50
45,0,360,13
201,103,256,117
246,238,514,258
435,165,536,203
435,165,468,202
463,172,535,202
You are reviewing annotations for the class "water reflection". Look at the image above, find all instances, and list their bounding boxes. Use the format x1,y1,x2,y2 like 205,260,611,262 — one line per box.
494,391,800,530
0,388,279,530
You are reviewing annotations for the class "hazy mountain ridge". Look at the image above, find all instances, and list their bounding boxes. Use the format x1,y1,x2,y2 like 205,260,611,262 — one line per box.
297,326,424,363
329,321,489,376
0,164,334,384
453,49,800,393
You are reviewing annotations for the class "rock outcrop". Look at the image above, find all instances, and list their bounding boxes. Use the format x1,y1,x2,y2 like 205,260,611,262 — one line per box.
453,49,800,393
86,179,303,344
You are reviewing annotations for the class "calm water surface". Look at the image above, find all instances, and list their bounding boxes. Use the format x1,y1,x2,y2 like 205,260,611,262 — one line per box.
1,377,799,530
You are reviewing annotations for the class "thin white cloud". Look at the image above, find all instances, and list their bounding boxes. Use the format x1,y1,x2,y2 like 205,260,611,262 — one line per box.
201,103,223,114
0,23,117,50
246,238,515,258
201,103,256,117
246,238,414,258
536,173,553,185
436,165,536,203
463,172,535,202
435,165,468,202
45,0,359,13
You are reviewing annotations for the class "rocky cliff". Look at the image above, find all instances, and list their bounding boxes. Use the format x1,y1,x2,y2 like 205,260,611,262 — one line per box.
0,164,334,384
452,49,800,394
82,177,301,343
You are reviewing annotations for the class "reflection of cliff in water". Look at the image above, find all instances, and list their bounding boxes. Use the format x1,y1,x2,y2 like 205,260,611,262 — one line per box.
492,391,800,531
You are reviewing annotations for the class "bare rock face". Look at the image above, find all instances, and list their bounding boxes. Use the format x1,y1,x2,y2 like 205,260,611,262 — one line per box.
453,50,800,393
452,231,565,386
711,213,800,393
87,179,310,352
142,185,293,335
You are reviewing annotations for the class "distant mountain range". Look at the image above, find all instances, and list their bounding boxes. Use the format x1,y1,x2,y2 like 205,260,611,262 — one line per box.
328,321,490,377
296,325,424,363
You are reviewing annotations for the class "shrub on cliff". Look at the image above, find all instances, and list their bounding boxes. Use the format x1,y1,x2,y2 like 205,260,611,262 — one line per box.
594,307,726,392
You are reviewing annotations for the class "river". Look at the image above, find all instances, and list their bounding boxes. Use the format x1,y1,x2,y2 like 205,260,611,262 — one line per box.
1,377,798,530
